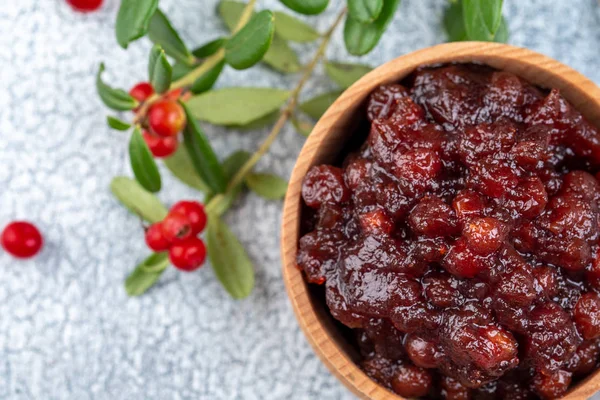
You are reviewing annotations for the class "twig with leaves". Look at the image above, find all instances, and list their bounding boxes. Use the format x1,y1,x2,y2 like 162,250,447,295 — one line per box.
97,0,507,298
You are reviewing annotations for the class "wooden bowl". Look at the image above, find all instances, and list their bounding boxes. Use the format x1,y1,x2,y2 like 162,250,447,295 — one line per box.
281,42,600,399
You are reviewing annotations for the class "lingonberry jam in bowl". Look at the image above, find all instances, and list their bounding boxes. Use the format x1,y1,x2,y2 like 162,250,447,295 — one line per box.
282,43,600,400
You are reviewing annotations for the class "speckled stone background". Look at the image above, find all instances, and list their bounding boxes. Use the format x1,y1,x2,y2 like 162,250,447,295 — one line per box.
2,0,600,399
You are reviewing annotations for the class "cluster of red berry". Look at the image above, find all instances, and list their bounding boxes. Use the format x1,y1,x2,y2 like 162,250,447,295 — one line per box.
145,201,208,271
129,83,187,159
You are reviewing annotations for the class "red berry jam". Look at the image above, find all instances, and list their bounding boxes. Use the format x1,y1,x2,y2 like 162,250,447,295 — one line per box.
297,64,600,399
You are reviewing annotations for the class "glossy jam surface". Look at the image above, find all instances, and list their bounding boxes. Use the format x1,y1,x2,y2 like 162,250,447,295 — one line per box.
297,64,600,399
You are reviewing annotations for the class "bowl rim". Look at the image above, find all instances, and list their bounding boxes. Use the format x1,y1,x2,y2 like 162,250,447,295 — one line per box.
281,41,600,400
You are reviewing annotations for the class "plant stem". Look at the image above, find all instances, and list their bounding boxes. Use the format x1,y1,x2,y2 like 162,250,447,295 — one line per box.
134,0,257,121
206,8,347,213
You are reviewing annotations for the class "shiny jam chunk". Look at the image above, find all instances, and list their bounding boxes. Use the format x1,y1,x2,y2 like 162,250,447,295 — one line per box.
297,64,600,399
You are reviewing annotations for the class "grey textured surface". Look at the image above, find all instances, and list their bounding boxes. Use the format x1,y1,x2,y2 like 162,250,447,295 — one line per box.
1,0,600,399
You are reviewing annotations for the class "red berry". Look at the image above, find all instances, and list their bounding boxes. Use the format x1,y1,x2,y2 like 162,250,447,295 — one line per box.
169,238,207,271
66,0,103,12
142,130,178,158
161,212,193,244
148,100,186,137
1,221,43,258
144,223,170,252
169,201,207,234
129,82,154,103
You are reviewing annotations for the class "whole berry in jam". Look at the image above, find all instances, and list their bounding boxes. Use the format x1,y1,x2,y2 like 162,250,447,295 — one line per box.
144,223,170,252
161,212,192,244
574,292,600,340
129,82,154,103
142,130,178,158
66,0,103,12
148,100,186,137
169,237,207,271
390,364,432,398
1,221,43,258
169,201,207,235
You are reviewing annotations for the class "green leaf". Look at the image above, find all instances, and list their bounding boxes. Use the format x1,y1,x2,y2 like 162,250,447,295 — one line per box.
493,16,509,43
110,176,168,223
245,173,288,200
186,88,290,126
462,0,504,41
444,0,467,41
163,146,211,193
125,252,169,296
218,1,301,73
190,59,225,94
343,0,401,56
291,116,314,137
273,11,320,42
232,111,279,130
279,0,329,15
223,150,251,180
348,0,384,23
148,45,172,94
147,9,194,66
263,35,302,73
207,216,255,299
299,91,342,120
225,10,275,70
115,0,159,49
325,61,372,89
193,38,227,58
181,102,227,193
107,116,131,131
129,128,162,193
96,64,138,111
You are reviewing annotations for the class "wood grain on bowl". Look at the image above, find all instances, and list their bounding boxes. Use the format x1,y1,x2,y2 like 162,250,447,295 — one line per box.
281,42,600,400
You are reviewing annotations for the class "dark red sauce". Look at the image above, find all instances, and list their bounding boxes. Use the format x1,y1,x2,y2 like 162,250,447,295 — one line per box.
297,64,600,399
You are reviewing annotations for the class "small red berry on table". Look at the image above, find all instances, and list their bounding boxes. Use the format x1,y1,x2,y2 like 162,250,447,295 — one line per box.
169,237,207,271
144,223,171,252
161,212,193,244
148,100,186,137
142,130,178,158
170,201,207,234
66,0,103,12
129,82,154,103
1,221,43,258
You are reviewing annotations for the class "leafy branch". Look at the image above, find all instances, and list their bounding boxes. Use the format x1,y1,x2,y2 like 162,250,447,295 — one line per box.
97,0,508,298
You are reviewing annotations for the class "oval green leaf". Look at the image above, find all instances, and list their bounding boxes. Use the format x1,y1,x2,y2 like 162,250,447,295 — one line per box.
444,0,467,42
245,173,288,200
218,1,301,73
225,10,275,70
110,176,168,223
96,63,138,111
493,16,509,43
148,45,173,94
325,61,372,89
115,0,159,49
343,0,401,56
163,146,211,193
193,38,227,58
348,0,384,23
462,0,504,41
129,128,162,193
107,116,131,131
273,11,320,42
125,252,169,296
191,59,225,94
279,0,329,15
299,91,342,120
186,87,290,126
207,216,255,299
147,9,194,66
181,102,227,193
